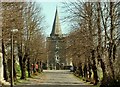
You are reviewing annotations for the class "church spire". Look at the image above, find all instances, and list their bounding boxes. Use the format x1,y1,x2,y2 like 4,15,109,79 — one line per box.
50,7,62,37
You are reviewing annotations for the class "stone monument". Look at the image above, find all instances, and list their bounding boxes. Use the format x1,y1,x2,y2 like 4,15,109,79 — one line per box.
0,51,10,86
0,3,10,85
0,53,4,82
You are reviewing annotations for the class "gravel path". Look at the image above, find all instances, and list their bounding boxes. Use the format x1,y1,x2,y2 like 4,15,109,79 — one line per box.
13,70,93,87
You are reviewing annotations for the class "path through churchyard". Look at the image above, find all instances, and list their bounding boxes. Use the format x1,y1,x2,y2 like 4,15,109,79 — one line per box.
14,70,93,87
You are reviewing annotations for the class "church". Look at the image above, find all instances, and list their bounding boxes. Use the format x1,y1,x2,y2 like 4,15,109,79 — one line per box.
46,8,67,70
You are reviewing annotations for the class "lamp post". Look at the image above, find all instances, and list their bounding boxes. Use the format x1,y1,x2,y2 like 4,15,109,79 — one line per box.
11,29,18,87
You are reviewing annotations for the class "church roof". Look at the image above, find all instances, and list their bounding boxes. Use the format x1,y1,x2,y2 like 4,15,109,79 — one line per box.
50,8,62,36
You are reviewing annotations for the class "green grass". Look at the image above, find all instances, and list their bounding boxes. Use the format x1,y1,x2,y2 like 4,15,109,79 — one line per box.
15,64,42,85
97,67,103,81
73,67,103,87
15,64,30,85
16,63,21,78
16,63,30,78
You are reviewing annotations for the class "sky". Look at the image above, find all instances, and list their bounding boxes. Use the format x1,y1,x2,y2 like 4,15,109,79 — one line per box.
41,2,59,36
36,2,70,36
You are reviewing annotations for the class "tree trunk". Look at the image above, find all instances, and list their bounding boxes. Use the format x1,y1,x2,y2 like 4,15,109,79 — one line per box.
99,59,107,84
39,61,41,73
13,55,17,81
88,63,92,80
18,54,26,79
33,62,36,73
78,63,83,77
20,57,26,79
113,44,116,61
91,50,99,85
109,2,115,80
73,64,76,73
40,61,43,72
21,62,26,79
108,42,115,79
2,40,8,81
96,2,107,84
18,55,23,78
83,64,87,80
27,58,31,77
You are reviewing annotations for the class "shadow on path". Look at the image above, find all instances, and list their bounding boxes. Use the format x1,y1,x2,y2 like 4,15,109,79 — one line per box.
3,70,94,87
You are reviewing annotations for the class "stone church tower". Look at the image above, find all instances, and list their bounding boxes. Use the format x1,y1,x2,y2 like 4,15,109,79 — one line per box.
46,8,66,70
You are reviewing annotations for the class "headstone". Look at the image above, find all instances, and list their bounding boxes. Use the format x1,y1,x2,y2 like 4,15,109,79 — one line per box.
0,53,4,81
0,2,3,85
0,3,10,85
0,53,10,85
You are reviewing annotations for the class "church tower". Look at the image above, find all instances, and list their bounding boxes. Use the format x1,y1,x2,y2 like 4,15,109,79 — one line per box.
46,8,66,70
50,8,62,37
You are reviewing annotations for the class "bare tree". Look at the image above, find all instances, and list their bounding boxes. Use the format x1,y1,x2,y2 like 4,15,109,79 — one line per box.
1,2,46,81
63,1,120,86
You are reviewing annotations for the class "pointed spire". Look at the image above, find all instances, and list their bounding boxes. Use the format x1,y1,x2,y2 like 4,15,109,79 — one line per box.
50,7,62,37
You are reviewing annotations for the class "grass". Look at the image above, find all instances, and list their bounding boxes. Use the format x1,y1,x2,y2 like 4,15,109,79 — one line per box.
14,72,42,85
16,64,21,78
73,67,103,87
15,64,42,85
15,64,29,85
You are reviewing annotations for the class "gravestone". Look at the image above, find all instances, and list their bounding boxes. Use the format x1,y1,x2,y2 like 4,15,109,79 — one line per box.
0,2,3,85
0,3,10,85
0,53,4,81
0,52,10,85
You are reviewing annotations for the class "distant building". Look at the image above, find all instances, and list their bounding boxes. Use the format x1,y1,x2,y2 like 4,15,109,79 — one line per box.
46,8,67,70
